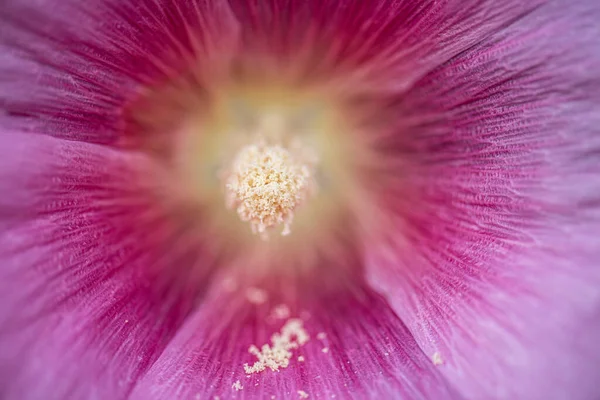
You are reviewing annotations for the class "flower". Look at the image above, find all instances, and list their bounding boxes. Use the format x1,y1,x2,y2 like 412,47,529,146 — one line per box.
1,0,600,399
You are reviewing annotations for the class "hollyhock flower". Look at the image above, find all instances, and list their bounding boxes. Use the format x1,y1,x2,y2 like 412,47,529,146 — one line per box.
1,0,600,398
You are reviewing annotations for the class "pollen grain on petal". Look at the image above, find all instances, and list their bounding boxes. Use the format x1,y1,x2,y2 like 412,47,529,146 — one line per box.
243,318,309,374
432,352,444,366
298,390,309,399
246,287,268,305
269,304,291,321
232,380,244,391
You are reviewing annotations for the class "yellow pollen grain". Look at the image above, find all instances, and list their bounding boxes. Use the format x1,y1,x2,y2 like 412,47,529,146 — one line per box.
244,318,309,374
298,390,309,399
432,352,444,365
225,140,315,238
232,380,243,391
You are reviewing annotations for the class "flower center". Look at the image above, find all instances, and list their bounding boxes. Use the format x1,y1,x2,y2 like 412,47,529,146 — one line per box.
169,83,365,249
222,119,318,239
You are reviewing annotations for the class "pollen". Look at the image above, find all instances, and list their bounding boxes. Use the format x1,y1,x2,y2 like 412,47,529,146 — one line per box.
224,138,316,238
269,304,291,320
298,390,309,399
432,352,444,365
244,318,309,374
246,287,268,305
232,380,244,391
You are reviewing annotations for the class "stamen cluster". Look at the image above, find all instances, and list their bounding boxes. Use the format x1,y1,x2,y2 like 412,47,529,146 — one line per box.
225,140,315,238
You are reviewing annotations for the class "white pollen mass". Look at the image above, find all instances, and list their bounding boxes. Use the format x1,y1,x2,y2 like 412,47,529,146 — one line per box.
225,140,315,238
232,380,243,391
244,318,309,374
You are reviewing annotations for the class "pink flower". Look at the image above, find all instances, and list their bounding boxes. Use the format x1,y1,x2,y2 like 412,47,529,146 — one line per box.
1,0,599,399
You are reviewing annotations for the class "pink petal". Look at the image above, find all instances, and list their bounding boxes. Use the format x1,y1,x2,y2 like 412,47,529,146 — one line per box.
365,1,600,399
0,0,532,147
129,272,459,400
0,0,239,145
0,133,221,399
3,0,599,399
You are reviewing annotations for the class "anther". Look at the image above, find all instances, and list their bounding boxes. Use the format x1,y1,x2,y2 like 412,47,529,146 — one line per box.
224,137,316,238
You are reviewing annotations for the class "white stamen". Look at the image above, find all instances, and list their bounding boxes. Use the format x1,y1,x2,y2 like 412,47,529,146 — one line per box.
224,137,316,238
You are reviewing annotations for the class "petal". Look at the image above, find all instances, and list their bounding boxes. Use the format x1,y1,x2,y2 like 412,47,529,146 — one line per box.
129,271,460,400
0,133,220,399
228,0,539,93
0,0,239,144
365,1,600,399
227,0,447,92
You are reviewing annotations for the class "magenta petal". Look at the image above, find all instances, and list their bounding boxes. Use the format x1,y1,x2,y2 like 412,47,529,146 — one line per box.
128,277,459,400
226,0,521,94
2,0,599,399
366,1,600,399
0,0,239,145
0,133,219,399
